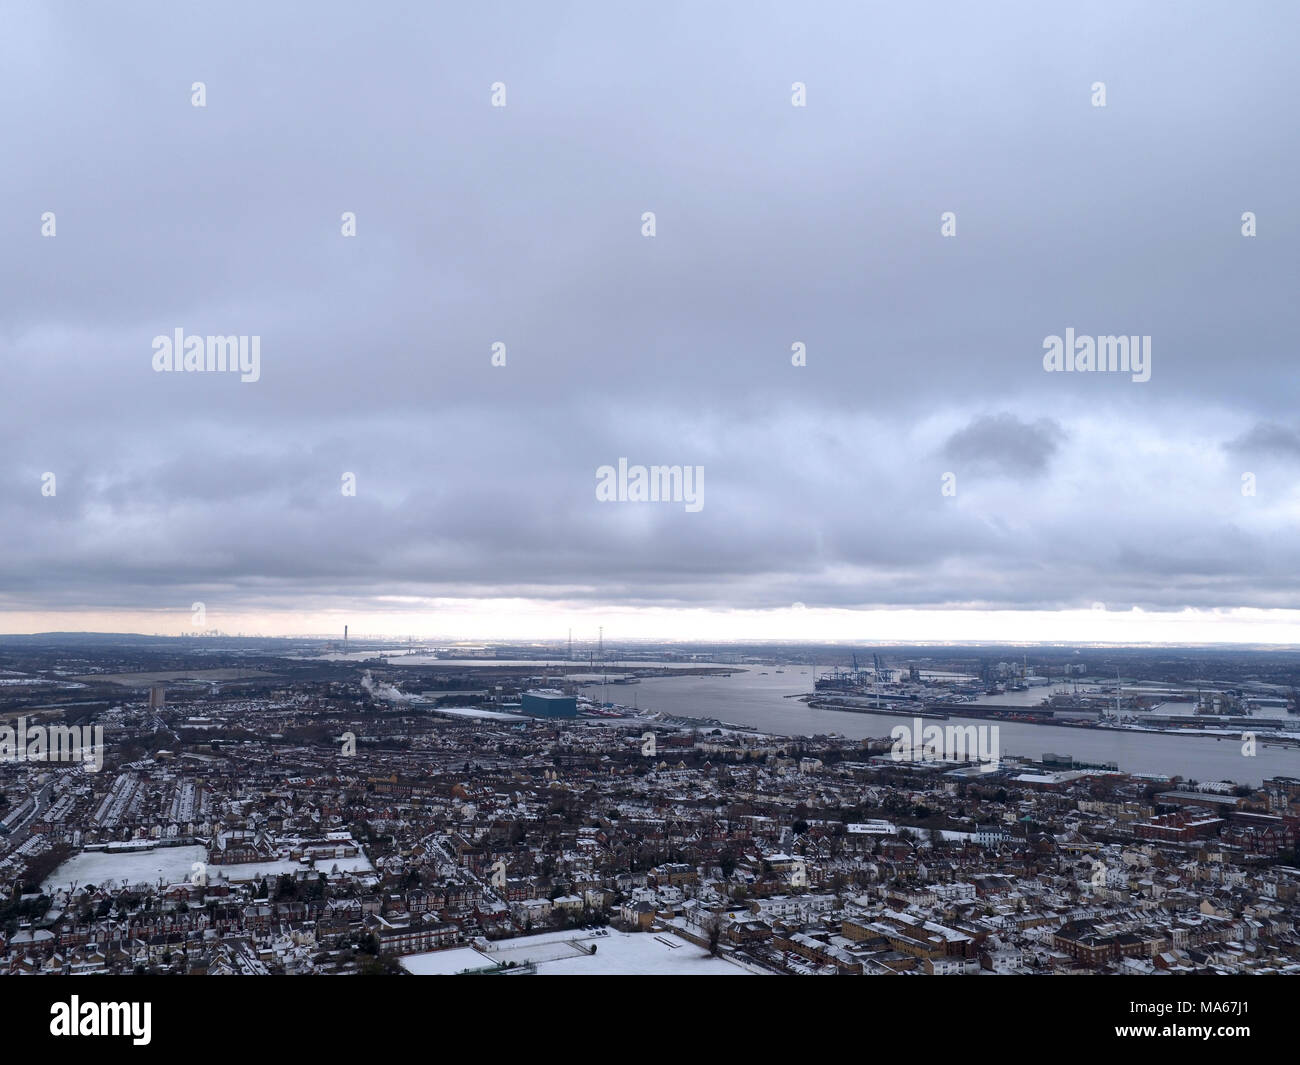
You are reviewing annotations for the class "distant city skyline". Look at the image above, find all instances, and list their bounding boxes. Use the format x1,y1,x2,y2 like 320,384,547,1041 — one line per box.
11,603,1300,645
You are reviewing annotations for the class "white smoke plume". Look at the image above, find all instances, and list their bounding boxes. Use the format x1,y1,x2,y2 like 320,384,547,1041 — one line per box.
360,670,412,704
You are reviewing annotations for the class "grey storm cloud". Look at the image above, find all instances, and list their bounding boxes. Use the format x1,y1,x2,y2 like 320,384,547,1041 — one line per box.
1225,422,1300,459
3,0,1300,623
941,414,1064,478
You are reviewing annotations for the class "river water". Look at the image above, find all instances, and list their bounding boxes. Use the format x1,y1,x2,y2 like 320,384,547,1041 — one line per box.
630,669,1300,786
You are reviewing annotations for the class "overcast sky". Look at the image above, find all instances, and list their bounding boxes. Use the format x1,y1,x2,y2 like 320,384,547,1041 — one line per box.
3,1,1300,642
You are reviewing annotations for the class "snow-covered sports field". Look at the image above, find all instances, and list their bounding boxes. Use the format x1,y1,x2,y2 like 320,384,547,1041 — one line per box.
42,846,373,890
402,929,753,975
42,845,207,891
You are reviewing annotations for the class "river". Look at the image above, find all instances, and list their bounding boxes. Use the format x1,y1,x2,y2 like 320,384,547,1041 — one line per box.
630,669,1300,785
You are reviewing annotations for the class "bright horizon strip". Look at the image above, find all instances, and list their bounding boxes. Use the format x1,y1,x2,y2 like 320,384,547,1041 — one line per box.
7,603,1300,646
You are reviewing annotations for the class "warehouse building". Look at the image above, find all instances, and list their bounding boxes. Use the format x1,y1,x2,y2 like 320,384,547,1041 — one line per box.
521,690,578,719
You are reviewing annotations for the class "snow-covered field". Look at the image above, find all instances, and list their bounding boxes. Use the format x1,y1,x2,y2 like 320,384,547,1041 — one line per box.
211,859,306,881
310,854,374,876
210,854,375,881
401,946,498,974
402,930,752,976
43,846,373,889
43,845,207,890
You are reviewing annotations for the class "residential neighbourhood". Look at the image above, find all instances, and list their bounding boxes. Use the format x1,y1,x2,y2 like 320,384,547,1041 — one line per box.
4,647,1300,976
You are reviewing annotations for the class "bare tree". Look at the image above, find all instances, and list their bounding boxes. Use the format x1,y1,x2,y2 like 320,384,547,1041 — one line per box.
703,913,722,956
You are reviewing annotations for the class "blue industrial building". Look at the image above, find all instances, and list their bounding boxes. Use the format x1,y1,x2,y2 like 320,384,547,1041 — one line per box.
521,690,578,718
